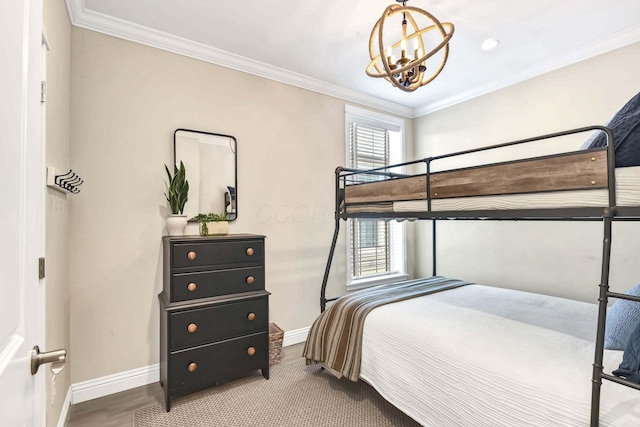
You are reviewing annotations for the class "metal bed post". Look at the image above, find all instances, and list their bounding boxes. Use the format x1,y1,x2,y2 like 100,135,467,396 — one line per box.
320,167,345,312
320,219,340,313
590,127,616,427
432,221,437,276
424,158,437,277
590,211,613,427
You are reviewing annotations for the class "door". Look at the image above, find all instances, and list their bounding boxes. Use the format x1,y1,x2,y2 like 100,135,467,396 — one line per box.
0,0,46,425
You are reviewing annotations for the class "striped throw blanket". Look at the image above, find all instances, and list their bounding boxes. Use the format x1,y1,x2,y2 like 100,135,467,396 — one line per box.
303,276,470,381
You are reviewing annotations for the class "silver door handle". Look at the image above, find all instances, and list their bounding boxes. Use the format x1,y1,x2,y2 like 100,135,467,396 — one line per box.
30,345,66,375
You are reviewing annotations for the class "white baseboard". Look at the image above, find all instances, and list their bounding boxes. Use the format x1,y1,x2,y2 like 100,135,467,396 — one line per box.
282,326,309,347
71,364,160,404
68,326,310,405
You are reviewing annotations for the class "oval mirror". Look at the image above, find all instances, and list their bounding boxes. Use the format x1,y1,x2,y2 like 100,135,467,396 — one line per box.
174,129,237,221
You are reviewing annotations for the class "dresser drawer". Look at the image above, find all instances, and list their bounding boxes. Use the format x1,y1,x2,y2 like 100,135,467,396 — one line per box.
172,266,264,301
170,297,268,349
173,240,264,269
169,332,267,388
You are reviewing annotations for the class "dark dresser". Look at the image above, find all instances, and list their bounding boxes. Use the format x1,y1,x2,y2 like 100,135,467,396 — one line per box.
159,234,269,411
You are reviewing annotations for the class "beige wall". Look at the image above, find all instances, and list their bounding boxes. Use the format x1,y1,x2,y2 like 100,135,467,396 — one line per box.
68,28,411,383
43,0,71,425
413,42,640,302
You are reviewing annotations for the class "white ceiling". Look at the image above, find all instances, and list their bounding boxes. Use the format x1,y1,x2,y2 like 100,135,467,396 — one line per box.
66,0,640,118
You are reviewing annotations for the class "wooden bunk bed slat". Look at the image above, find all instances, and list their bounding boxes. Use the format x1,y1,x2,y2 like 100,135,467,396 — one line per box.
431,150,608,199
344,175,426,203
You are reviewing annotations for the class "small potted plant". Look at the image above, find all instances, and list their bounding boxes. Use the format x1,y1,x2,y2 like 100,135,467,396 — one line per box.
164,161,189,236
190,212,229,236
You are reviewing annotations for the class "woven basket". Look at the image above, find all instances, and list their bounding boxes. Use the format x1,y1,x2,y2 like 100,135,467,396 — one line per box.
269,323,284,365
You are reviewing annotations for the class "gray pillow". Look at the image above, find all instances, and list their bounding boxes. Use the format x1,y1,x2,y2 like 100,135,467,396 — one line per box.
612,321,640,383
587,91,640,167
579,119,610,150
605,284,640,350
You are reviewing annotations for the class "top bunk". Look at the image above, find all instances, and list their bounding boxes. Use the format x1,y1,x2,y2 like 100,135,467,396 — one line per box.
337,126,640,221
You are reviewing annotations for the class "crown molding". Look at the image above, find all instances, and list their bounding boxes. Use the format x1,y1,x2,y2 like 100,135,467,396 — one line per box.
65,1,640,120
414,23,640,117
65,0,415,118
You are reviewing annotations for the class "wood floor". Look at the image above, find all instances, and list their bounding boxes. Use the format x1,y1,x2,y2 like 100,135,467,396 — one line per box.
65,343,305,427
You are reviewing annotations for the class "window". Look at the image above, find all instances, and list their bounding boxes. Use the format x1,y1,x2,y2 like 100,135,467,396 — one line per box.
345,106,407,290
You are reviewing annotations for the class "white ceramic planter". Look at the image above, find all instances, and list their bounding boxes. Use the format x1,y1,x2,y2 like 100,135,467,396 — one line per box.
166,214,188,236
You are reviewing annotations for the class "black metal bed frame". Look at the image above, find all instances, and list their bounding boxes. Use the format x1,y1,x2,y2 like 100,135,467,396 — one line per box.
319,125,640,426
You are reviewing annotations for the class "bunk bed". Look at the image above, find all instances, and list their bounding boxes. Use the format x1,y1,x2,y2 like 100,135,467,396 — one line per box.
303,124,640,426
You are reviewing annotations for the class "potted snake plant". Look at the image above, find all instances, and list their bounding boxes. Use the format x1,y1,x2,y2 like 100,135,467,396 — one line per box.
164,161,189,236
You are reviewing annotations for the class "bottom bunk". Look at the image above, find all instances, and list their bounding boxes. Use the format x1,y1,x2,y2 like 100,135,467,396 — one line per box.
303,277,640,426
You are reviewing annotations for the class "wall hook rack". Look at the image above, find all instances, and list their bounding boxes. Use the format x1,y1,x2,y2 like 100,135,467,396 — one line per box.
47,167,83,194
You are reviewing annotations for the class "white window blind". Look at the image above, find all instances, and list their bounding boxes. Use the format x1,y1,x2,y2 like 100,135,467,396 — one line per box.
346,108,406,289
348,123,389,172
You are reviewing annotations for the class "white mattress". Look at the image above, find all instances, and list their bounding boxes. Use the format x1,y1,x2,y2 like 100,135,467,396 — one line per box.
359,285,640,426
393,166,640,212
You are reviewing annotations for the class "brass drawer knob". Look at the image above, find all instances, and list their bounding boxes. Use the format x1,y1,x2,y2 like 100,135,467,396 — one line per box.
188,362,197,372
187,323,198,333
187,251,197,261
187,282,197,292
246,247,254,256
246,276,255,285
247,347,256,356
247,312,256,321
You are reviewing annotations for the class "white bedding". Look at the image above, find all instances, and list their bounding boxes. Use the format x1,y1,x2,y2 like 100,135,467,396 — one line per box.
359,285,640,426
392,166,640,212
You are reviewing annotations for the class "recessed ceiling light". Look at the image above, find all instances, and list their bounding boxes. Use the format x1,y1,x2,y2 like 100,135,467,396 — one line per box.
481,38,500,51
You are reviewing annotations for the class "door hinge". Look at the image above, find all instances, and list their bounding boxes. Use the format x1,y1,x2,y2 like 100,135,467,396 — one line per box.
38,257,45,279
40,81,46,103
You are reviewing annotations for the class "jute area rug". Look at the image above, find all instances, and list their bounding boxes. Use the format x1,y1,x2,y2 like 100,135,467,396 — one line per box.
134,358,421,427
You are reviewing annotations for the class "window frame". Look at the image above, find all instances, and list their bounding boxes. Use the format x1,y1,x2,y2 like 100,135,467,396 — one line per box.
345,105,408,291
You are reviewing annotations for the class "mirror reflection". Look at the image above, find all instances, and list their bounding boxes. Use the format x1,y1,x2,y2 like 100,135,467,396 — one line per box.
174,129,237,221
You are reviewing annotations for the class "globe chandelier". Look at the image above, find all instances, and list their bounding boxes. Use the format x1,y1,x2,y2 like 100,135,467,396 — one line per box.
366,0,454,92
